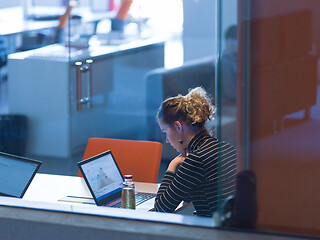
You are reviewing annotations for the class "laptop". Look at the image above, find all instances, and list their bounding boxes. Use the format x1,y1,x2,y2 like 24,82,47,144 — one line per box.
77,150,156,209
0,152,42,198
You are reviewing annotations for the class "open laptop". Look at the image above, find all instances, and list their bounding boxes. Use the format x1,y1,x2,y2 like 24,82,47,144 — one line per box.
0,152,42,198
77,150,156,209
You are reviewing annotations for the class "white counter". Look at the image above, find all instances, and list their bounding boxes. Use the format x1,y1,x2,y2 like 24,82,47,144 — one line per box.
8,36,165,159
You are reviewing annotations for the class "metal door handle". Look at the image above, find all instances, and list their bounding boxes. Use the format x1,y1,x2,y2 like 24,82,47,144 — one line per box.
75,59,93,111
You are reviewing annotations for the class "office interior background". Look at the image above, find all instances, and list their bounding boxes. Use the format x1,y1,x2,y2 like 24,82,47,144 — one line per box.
0,0,319,239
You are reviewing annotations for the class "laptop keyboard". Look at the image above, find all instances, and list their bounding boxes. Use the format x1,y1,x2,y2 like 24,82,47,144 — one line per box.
111,192,156,208
136,192,156,205
112,201,122,208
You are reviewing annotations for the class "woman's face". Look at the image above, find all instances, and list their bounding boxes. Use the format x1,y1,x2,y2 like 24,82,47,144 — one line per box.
158,119,183,153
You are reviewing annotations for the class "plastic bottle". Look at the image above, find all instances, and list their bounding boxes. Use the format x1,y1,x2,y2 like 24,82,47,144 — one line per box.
121,174,136,209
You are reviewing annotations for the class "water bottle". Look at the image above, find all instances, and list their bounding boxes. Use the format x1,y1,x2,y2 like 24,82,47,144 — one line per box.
121,174,136,209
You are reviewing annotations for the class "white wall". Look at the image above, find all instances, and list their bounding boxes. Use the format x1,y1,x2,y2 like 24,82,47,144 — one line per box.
183,0,216,61
182,0,238,61
0,0,20,8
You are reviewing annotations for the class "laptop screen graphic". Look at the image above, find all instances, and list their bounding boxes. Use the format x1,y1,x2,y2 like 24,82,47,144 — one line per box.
80,153,123,201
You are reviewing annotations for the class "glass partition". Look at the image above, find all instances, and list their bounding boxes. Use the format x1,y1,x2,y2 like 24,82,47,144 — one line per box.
67,0,184,176
1,0,319,238
215,0,238,220
234,0,320,237
1,0,184,175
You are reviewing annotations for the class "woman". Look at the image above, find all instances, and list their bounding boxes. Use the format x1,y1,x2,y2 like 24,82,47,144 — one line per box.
153,87,237,217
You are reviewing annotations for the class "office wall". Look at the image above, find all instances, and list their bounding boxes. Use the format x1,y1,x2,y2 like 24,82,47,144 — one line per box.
183,0,237,62
182,0,216,61
0,0,20,8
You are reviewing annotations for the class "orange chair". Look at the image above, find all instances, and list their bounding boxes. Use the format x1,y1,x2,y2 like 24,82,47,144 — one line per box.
78,138,163,183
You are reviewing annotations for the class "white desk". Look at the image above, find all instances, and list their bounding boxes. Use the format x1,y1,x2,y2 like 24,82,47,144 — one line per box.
23,173,159,211
0,173,214,238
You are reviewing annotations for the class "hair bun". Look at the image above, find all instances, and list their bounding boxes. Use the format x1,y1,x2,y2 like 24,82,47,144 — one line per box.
157,87,215,129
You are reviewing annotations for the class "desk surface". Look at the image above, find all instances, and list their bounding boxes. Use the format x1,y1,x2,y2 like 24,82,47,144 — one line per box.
0,173,213,230
8,34,166,62
23,173,159,211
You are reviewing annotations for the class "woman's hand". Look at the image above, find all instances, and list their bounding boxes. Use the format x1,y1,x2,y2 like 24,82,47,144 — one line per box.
167,154,187,173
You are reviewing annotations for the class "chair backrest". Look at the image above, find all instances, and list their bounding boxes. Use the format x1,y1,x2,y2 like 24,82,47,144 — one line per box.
78,138,162,183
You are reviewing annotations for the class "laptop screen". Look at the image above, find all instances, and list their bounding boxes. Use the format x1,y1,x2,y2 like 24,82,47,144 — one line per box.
79,151,124,203
0,152,41,198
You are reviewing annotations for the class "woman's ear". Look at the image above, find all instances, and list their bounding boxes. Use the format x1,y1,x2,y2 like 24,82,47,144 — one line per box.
174,121,183,133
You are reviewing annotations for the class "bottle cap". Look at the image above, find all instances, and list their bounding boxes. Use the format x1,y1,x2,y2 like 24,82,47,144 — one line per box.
124,174,133,179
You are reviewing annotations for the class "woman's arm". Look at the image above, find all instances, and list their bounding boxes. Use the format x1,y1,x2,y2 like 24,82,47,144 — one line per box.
154,153,203,213
167,154,186,173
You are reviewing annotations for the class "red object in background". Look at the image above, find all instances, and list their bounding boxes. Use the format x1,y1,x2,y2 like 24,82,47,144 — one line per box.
109,0,115,11
116,0,133,19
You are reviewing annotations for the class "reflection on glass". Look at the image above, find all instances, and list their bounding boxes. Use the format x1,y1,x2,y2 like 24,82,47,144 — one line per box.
1,0,183,175
219,24,238,148
237,0,320,237
0,0,320,237
221,25,237,104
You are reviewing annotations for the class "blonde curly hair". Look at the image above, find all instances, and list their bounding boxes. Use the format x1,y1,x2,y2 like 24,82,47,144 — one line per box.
157,87,215,129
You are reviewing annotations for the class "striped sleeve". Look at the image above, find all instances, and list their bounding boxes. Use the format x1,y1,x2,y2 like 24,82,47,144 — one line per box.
154,153,203,213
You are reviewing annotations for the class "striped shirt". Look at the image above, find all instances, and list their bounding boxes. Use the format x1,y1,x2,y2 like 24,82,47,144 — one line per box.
154,130,237,216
